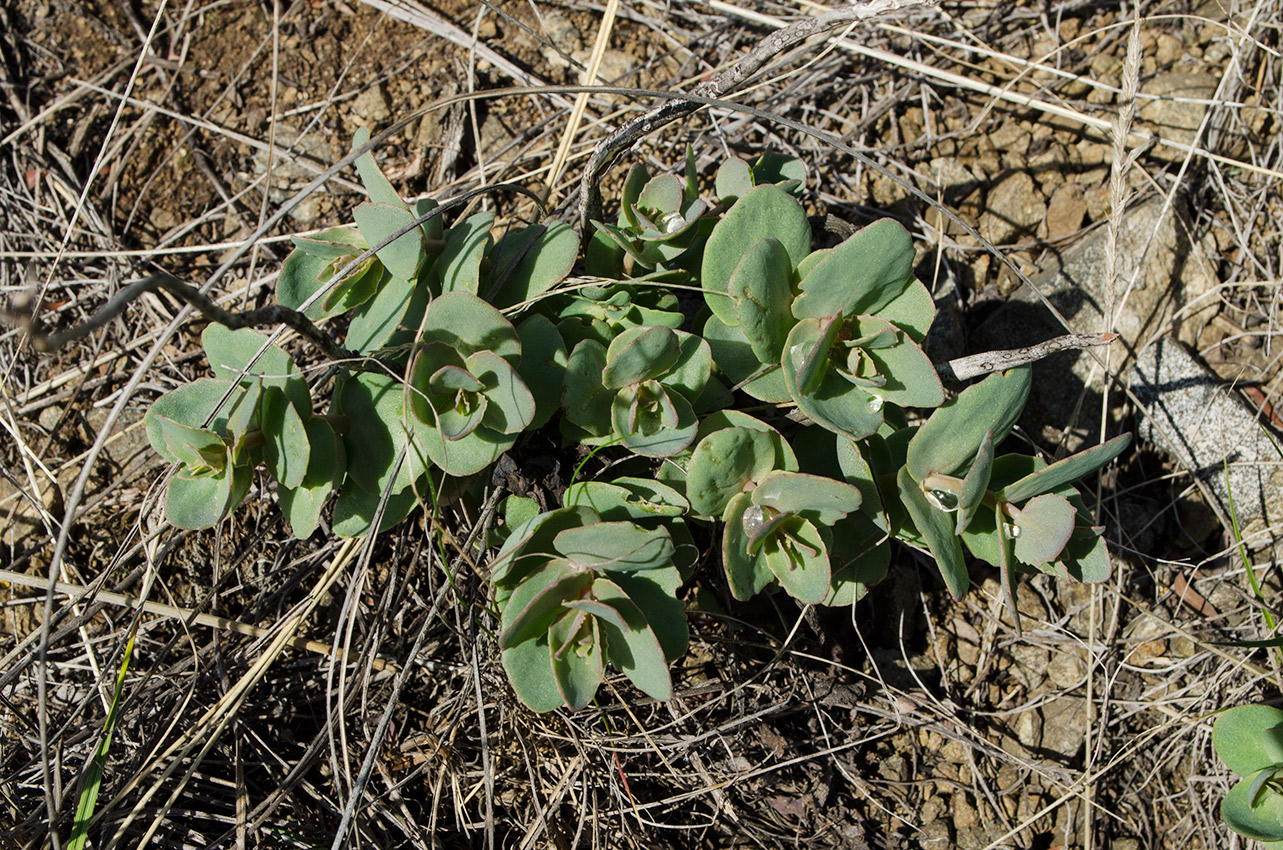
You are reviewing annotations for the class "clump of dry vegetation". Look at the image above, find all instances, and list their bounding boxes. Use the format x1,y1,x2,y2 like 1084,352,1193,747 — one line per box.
2,0,1282,847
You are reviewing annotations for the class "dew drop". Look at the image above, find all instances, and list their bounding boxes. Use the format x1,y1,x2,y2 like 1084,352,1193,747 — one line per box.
1006,523,1021,538
926,489,960,512
742,504,766,536
866,395,884,413
661,212,685,234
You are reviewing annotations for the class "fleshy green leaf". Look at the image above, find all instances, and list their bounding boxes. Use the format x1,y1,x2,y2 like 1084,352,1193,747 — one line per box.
957,431,994,535
620,164,649,230
564,478,689,521
759,515,831,604
487,222,577,309
591,578,673,701
165,464,250,530
752,472,862,524
606,567,688,661
662,330,713,402
1000,434,1133,504
470,350,537,436
149,415,227,472
345,270,418,355
563,340,612,436
730,237,794,364
260,386,310,489
722,492,777,601
490,506,599,589
419,291,522,363
146,378,243,447
548,612,603,710
702,313,792,403
702,185,811,326
498,559,591,649
353,202,425,282
603,326,680,390
434,211,494,294
898,466,969,598
335,372,432,495
714,157,753,202
554,522,674,572
1009,493,1076,566
1216,706,1283,777
277,226,380,320
907,366,1032,480
201,325,311,414
330,480,419,537
1222,774,1283,842
501,635,564,712
515,313,568,430
686,427,778,517
352,126,406,209
792,218,916,320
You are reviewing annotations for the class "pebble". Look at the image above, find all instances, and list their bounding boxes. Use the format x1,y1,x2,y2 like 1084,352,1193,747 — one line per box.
1042,182,1088,241
979,171,1046,244
351,83,391,126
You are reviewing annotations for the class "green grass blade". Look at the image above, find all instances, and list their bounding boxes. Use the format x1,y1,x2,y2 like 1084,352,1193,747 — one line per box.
68,623,137,850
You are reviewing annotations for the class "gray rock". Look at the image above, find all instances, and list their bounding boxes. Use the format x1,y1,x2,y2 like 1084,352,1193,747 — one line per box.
1132,337,1283,547
974,194,1217,448
1139,72,1221,161
980,171,1045,245
1039,697,1084,759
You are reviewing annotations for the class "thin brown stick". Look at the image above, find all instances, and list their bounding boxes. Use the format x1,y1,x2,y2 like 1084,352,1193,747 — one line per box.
5,272,358,362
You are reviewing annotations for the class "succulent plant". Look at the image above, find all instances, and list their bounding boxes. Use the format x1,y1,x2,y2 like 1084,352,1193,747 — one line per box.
1214,705,1283,844
590,156,709,274
132,137,1133,712
563,325,711,457
490,507,688,711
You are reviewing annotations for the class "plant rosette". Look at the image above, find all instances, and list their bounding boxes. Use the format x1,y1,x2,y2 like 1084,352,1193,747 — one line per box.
899,367,1130,627
709,461,864,605
407,292,536,477
490,506,688,712
563,324,711,457
1214,705,1283,844
145,325,339,531
590,158,709,274
782,219,943,439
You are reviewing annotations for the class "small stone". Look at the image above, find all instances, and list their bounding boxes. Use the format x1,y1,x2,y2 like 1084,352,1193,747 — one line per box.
149,206,178,233
1039,698,1084,759
1154,33,1180,65
878,753,909,782
920,819,953,847
952,793,979,830
1082,183,1111,222
351,84,391,126
38,405,62,431
1010,644,1049,690
572,48,631,85
988,121,1031,154
1047,648,1086,689
980,172,1046,244
1042,183,1088,241
1139,72,1221,159
1126,613,1169,662
1013,706,1043,750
